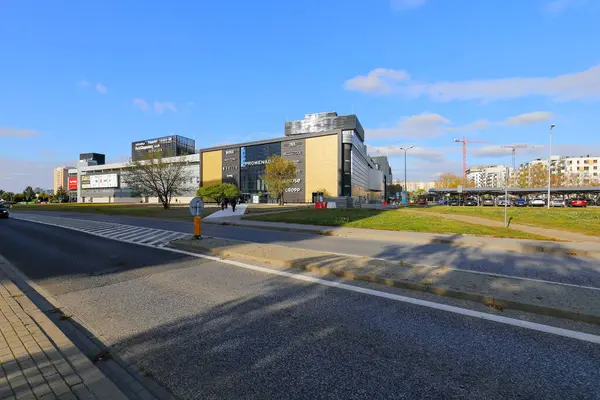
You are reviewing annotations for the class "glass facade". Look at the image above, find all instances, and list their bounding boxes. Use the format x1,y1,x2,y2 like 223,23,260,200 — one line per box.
131,135,195,161
239,143,281,200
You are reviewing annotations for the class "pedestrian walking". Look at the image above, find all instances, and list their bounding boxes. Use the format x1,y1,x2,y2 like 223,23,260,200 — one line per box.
231,197,237,213
221,198,226,211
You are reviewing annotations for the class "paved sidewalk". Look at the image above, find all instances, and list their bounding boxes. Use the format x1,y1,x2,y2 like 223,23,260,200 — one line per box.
0,268,127,399
405,209,600,243
204,204,247,220
206,218,600,259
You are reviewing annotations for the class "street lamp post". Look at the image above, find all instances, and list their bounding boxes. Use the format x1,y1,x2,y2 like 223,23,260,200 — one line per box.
547,124,555,209
399,146,414,193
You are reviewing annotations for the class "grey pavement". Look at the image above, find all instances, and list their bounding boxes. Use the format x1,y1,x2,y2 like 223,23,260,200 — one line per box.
0,258,127,400
11,210,600,288
1,217,600,399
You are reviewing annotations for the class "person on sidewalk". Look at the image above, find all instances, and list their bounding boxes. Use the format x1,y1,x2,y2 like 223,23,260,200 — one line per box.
221,198,226,211
231,197,237,213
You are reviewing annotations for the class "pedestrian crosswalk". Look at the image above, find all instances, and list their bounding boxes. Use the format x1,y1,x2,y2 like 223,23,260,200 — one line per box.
12,213,190,248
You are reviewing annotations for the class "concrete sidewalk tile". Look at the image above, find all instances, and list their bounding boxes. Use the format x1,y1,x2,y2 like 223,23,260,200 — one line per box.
58,391,78,400
70,383,94,400
62,374,83,388
47,374,70,396
31,382,52,398
0,383,14,398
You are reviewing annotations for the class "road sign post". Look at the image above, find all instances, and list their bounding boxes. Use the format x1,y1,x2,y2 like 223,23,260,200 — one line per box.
189,197,204,239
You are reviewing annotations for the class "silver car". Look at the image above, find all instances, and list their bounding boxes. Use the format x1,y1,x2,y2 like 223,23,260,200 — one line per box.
530,198,546,207
551,199,565,207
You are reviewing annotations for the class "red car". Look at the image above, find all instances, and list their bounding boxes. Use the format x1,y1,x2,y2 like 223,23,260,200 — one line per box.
417,198,427,206
570,198,588,208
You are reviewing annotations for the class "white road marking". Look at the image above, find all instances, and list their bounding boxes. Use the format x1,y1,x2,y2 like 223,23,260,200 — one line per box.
11,213,600,345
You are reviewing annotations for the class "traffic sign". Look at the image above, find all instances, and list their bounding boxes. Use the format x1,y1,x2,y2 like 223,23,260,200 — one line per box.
457,185,463,193
189,197,204,216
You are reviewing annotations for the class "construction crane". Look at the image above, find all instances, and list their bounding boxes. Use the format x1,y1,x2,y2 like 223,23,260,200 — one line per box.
453,136,492,182
501,144,537,171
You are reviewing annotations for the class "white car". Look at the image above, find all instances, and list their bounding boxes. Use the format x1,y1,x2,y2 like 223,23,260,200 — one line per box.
530,198,546,207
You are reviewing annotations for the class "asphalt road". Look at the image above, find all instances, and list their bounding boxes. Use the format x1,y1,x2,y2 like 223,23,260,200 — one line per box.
11,210,600,288
1,217,600,399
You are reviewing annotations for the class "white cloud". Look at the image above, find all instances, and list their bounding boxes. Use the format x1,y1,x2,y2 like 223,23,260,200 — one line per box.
133,98,150,111
78,80,90,87
344,68,409,94
543,0,587,14
95,83,108,94
0,157,75,192
503,111,555,126
344,64,600,102
390,0,427,11
154,101,177,114
368,144,446,162
368,113,451,139
0,127,38,138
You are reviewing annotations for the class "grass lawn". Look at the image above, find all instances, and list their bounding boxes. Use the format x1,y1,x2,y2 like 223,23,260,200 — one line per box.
244,204,312,214
416,206,600,237
245,209,553,240
12,203,218,220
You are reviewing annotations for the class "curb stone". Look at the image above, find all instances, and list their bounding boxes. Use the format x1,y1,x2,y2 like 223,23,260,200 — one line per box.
170,237,600,326
205,219,600,260
0,255,178,400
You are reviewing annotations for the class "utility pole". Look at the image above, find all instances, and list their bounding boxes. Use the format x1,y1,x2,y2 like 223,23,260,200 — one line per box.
399,146,414,192
547,124,556,209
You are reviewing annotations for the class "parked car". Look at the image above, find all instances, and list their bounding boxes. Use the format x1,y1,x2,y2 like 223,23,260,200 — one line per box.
0,205,9,219
569,198,588,208
417,198,427,206
513,198,527,207
449,198,460,206
551,199,565,207
530,198,546,207
497,197,512,207
482,198,495,206
464,198,478,206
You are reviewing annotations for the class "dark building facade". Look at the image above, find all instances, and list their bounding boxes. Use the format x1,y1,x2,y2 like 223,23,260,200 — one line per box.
201,112,390,203
131,135,195,161
79,153,105,166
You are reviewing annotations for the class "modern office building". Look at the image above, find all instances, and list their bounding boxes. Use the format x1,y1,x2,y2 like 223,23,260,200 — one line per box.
79,153,105,166
466,164,513,188
200,112,391,203
58,113,391,204
131,135,195,161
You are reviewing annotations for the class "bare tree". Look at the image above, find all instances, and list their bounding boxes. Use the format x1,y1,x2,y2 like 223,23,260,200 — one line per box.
122,152,193,209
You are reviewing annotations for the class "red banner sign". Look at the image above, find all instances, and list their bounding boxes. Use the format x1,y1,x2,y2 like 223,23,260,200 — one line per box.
68,177,78,191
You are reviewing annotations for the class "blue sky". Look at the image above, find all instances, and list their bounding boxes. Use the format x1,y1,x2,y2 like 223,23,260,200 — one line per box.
1,0,600,191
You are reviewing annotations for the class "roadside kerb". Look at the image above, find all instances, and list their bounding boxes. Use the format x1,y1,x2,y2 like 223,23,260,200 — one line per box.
206,218,600,260
0,255,177,400
170,237,600,326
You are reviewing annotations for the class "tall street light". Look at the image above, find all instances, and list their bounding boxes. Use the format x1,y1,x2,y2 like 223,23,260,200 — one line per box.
547,124,556,209
399,146,414,193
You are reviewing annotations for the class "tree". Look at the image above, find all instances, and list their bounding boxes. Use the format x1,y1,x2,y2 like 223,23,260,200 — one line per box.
434,173,462,189
197,183,240,204
38,192,49,202
122,151,193,209
263,155,297,206
23,186,36,202
54,186,69,203
13,193,26,203
0,192,13,202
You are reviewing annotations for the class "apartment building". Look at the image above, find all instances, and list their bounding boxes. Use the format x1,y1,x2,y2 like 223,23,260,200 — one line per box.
53,167,71,193
466,165,513,188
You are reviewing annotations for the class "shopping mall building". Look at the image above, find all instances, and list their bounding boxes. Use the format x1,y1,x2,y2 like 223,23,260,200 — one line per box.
64,112,392,204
